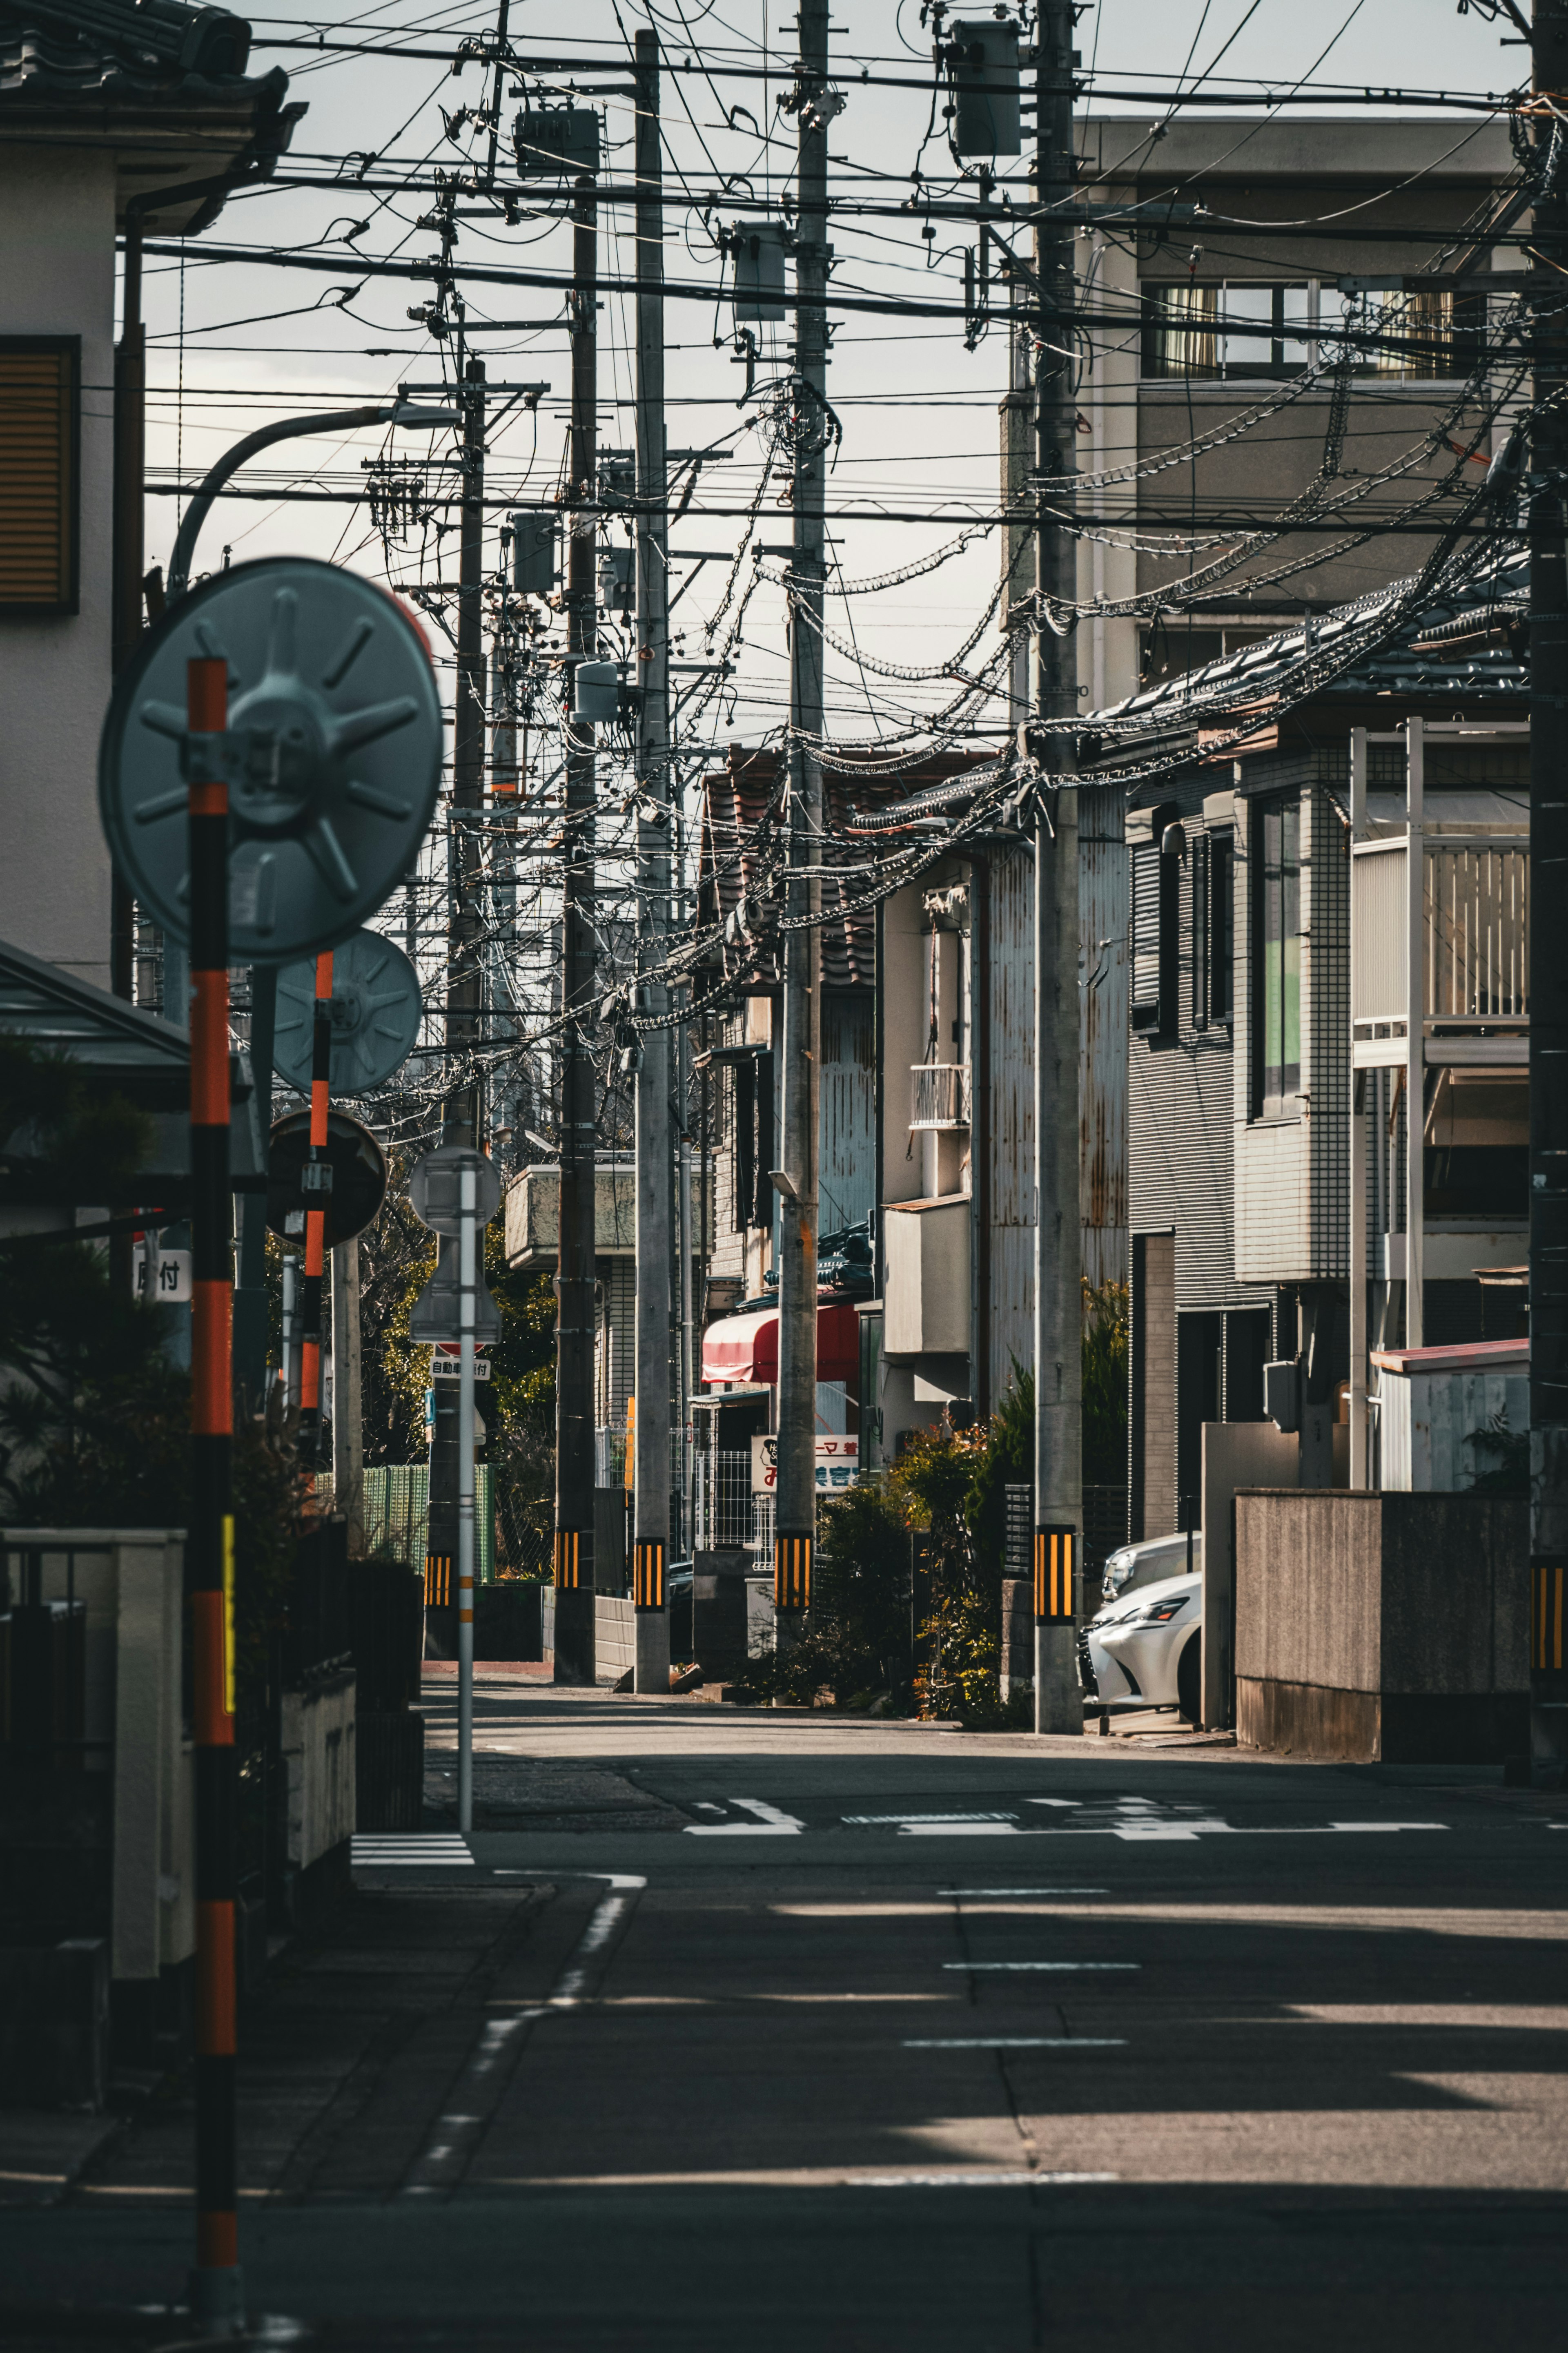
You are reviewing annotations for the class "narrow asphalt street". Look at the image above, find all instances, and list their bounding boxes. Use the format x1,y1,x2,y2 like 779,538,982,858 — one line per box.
4,1675,1567,2350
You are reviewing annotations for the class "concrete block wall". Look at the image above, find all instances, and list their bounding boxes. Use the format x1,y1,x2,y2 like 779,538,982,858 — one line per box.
1233,1487,1528,1760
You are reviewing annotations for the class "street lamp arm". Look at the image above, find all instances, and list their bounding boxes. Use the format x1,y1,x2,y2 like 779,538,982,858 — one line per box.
166,405,395,600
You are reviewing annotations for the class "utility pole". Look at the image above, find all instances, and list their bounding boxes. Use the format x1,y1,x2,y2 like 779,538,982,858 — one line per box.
554,144,600,1683
1031,0,1083,1736
1529,0,1568,1777
773,0,830,1641
448,352,488,1153
632,27,673,1693
330,1235,364,1542
430,356,487,1611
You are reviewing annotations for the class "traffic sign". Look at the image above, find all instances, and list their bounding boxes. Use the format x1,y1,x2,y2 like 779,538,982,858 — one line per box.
408,1144,503,1235
99,558,443,964
266,1108,388,1246
273,927,423,1095
408,1231,501,1343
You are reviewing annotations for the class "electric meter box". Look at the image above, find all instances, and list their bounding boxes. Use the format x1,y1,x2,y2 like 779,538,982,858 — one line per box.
733,227,787,322
950,20,1022,157
599,544,634,614
573,660,621,722
511,511,558,595
514,107,600,179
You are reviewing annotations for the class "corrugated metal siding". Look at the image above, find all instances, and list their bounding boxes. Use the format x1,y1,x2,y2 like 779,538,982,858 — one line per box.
1080,781,1129,1288
1352,846,1406,1021
987,843,1034,1402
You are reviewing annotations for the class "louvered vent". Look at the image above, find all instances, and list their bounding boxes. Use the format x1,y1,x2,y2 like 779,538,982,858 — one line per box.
0,343,77,613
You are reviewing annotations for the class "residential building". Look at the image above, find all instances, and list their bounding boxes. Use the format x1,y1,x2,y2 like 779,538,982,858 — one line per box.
1102,548,1528,1538
0,0,301,992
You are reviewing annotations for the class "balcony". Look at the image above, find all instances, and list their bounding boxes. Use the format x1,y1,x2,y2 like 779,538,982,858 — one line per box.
909,1062,971,1131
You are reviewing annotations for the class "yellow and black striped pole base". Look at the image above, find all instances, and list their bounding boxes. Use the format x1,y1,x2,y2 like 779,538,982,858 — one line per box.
553,1528,582,1589
424,1554,452,1608
1533,1556,1566,1702
633,1539,666,1612
775,1532,811,1613
1033,1527,1076,1624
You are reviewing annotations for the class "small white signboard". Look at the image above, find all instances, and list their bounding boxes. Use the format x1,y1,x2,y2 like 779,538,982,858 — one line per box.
430,1347,492,1381
132,1247,192,1303
751,1433,859,1495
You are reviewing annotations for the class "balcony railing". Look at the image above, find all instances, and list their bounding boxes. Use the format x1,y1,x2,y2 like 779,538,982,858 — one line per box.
909,1062,971,1131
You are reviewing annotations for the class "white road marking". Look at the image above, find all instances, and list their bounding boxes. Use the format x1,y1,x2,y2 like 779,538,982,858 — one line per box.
899,1822,1022,1836
842,1812,1018,1825
352,1836,473,1868
1028,1799,1081,1809
399,1871,646,2198
940,1888,1109,1898
684,1798,805,1836
944,1960,1140,1972
857,2171,1119,2187
903,2037,1128,2049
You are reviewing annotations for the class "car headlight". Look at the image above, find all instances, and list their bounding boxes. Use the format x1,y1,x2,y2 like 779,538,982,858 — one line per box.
1127,1598,1189,1626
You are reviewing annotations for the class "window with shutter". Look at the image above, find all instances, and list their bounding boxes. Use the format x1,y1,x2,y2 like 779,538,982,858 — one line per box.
0,339,79,615
1130,809,1179,1035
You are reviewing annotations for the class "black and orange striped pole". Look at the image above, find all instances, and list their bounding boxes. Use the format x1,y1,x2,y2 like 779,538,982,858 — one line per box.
297,950,333,1467
185,656,242,2333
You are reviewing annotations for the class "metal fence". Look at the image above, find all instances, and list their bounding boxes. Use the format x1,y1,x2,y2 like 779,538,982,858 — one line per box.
692,1449,775,1557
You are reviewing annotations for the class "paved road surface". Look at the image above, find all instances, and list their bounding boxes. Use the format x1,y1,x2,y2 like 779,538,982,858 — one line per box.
3,1678,1566,2349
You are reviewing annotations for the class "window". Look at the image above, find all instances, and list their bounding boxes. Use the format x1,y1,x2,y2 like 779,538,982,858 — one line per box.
1142,284,1310,381
1142,283,1482,384
1131,807,1179,1036
0,339,79,615
1209,832,1234,1024
1252,799,1300,1118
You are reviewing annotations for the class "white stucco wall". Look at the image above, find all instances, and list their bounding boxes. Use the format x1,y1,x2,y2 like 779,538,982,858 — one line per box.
0,148,117,990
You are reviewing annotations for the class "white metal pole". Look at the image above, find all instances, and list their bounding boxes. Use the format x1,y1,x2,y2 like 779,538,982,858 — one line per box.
458,1162,476,1834
281,1252,296,1412
1405,717,1425,1351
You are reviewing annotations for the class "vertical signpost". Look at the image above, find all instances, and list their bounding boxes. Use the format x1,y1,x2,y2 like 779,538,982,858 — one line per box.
408,1146,502,1835
101,555,443,2338
184,655,240,2332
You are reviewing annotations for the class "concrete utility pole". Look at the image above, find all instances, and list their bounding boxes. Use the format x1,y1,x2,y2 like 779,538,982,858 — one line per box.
1529,0,1568,1773
773,0,829,1640
632,27,673,1693
554,154,601,1683
1031,0,1083,1736
447,354,488,1152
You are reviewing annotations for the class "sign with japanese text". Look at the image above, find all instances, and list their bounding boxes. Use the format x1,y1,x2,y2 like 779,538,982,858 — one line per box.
751,1433,859,1496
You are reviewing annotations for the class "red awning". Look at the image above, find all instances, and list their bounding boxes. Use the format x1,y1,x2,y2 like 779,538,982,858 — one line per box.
702,1300,860,1387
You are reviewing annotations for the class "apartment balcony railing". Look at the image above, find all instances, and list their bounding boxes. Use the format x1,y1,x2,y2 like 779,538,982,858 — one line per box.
909,1062,971,1131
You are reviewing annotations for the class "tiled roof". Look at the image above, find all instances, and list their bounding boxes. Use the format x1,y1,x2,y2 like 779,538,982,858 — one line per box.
1092,544,1529,736
0,2,298,212
696,749,991,990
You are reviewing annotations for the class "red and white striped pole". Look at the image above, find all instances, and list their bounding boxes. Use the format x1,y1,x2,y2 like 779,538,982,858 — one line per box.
298,951,333,1466
185,656,242,2333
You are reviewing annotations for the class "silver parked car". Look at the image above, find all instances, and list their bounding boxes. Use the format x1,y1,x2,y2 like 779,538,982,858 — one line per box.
1098,1528,1202,1608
